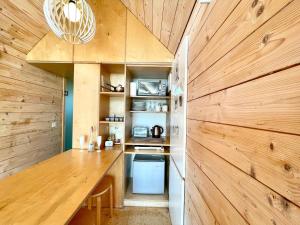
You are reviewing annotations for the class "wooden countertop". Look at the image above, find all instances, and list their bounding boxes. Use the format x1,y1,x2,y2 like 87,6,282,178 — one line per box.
0,149,122,225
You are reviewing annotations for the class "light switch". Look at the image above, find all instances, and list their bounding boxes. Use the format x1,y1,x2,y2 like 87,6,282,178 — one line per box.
51,122,57,128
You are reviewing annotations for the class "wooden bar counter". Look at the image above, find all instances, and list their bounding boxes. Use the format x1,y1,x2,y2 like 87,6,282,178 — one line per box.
0,149,123,225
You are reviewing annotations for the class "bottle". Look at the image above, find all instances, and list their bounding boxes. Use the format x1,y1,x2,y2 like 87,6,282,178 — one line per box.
88,126,95,152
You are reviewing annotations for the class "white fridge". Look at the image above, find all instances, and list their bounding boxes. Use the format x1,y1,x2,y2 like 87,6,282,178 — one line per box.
169,36,188,225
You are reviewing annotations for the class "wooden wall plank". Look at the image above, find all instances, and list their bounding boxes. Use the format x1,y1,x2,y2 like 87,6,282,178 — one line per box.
0,64,62,91
0,135,60,162
187,120,300,207
0,101,61,113
0,13,39,54
0,43,26,60
152,0,165,38
144,0,153,31
160,0,179,46
185,192,204,225
167,0,195,54
185,0,300,223
0,88,60,106
188,66,300,134
0,148,59,179
186,156,248,225
0,51,62,82
0,129,61,149
0,112,61,125
187,139,300,225
185,179,217,225
188,0,240,67
189,0,293,82
189,0,300,98
183,1,206,38
0,121,61,138
0,1,63,179
186,0,214,53
0,75,62,99
0,143,60,174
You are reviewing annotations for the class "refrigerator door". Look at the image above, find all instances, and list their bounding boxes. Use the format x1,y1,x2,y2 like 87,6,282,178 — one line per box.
169,157,184,225
170,36,188,178
132,155,165,194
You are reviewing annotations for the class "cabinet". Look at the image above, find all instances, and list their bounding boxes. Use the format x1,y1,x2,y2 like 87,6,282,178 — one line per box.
123,64,172,207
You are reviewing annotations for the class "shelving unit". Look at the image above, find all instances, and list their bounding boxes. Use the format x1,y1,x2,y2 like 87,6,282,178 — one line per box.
99,64,126,149
98,63,172,207
100,91,125,96
123,64,172,207
99,121,124,124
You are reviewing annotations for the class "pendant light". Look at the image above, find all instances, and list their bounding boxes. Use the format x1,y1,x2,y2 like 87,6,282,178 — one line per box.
43,0,96,44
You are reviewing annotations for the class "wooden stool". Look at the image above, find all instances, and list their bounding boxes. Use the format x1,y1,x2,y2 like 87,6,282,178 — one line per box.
69,176,113,225
87,176,113,225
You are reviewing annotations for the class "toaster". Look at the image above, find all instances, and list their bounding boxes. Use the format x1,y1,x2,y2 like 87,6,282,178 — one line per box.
132,126,149,138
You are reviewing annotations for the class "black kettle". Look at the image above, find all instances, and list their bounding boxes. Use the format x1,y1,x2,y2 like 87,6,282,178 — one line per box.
151,125,164,138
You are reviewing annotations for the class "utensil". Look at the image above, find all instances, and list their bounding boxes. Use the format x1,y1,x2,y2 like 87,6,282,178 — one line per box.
151,125,164,138
105,83,124,92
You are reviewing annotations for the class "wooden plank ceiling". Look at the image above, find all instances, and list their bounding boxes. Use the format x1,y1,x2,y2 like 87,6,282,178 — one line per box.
121,0,196,54
1,0,193,56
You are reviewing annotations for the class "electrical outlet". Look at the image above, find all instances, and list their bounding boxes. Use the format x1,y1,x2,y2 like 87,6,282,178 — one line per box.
51,122,57,128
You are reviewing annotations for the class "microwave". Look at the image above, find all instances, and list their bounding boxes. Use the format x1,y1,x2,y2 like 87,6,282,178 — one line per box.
137,79,168,96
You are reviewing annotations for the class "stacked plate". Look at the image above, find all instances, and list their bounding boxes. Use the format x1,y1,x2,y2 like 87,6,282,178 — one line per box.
132,101,146,111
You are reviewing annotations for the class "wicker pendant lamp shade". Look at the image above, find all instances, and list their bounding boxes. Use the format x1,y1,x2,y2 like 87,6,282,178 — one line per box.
43,0,96,44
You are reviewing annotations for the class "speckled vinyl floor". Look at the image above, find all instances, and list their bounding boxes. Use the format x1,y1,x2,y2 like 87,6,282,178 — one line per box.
69,207,172,225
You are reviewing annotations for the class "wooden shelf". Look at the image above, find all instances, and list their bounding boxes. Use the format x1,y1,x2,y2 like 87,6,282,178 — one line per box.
131,96,170,99
103,144,123,151
125,136,170,147
130,111,168,113
125,147,170,155
99,121,124,124
100,91,124,96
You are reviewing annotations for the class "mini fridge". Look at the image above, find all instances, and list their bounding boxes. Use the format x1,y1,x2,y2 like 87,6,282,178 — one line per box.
133,154,165,194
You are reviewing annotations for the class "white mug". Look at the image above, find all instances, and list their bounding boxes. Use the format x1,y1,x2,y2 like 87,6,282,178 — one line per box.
79,135,85,150
162,105,168,112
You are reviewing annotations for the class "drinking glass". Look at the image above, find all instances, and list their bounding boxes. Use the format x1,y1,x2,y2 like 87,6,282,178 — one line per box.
96,136,102,152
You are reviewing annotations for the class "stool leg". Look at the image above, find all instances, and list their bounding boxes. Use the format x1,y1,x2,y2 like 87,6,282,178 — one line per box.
96,197,101,225
109,185,113,218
